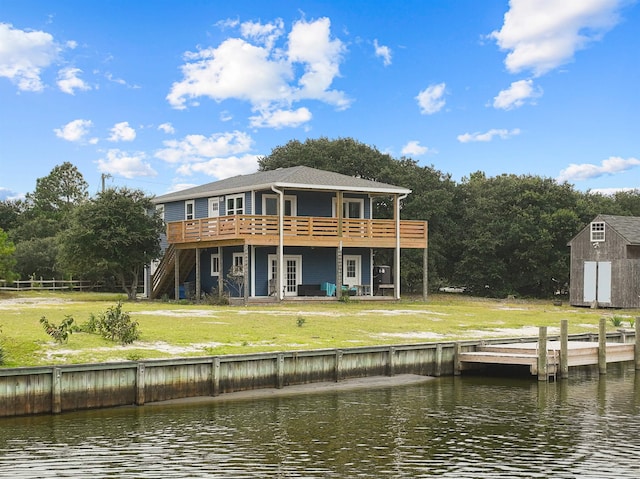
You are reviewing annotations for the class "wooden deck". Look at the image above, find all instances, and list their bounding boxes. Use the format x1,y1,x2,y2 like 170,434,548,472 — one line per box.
166,215,428,248
458,341,635,376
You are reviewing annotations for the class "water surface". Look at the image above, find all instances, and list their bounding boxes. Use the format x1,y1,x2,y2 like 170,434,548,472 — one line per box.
1,366,639,478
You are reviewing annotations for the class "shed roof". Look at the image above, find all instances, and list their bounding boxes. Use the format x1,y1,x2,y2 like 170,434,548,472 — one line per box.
153,165,411,203
595,214,640,245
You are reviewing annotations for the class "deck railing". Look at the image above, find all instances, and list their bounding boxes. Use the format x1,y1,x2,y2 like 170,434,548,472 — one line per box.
166,215,427,247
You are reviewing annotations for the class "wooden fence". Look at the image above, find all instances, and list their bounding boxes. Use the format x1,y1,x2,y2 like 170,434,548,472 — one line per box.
0,279,95,292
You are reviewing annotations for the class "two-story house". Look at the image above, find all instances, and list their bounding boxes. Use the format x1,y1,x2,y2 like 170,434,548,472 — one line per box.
149,165,428,302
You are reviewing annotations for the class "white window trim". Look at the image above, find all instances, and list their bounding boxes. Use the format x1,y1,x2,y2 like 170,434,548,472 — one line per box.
210,253,220,277
262,194,297,216
185,200,195,220
226,194,244,216
590,222,605,242
332,197,365,219
208,197,220,217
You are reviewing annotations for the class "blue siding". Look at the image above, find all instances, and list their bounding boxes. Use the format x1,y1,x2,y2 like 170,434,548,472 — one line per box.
296,191,333,216
195,198,208,218
164,201,184,222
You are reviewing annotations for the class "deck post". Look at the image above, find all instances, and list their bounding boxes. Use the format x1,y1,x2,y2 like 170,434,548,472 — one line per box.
195,247,201,301
636,317,640,371
560,319,569,379
538,326,548,381
174,248,180,300
336,242,343,300
598,317,607,375
243,244,249,304
218,247,224,300
422,246,428,302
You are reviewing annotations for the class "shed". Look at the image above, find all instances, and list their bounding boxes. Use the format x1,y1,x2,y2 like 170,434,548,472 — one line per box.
568,215,640,308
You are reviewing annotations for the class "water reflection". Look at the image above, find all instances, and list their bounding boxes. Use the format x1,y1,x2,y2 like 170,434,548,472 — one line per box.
1,365,640,478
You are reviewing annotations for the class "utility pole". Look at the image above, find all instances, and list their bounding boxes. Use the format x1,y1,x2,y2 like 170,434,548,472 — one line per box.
101,173,112,192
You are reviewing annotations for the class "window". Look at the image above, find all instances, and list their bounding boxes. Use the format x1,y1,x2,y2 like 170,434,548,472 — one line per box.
210,254,220,277
332,198,364,219
231,252,244,276
226,194,244,215
591,222,605,242
185,200,195,220
262,194,297,216
208,197,220,217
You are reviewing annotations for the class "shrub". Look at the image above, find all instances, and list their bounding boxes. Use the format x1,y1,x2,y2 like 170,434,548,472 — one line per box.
40,315,75,343
609,316,624,327
97,301,140,345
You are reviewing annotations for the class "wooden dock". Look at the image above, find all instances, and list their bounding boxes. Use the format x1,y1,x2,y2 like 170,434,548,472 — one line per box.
456,318,640,381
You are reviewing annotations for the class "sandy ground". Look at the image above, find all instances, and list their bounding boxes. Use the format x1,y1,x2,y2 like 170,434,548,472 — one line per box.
0,296,596,362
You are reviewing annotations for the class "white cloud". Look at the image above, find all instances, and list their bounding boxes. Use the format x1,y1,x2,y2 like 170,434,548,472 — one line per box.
401,141,429,156
457,128,521,143
108,121,136,142
96,149,157,178
167,17,349,125
249,107,312,128
589,187,637,195
493,79,542,110
240,18,284,50
155,131,253,164
490,0,625,76
176,154,259,180
416,83,446,114
0,187,24,201
557,156,640,182
158,122,175,134
54,119,94,142
0,23,62,91
373,39,392,66
57,67,91,94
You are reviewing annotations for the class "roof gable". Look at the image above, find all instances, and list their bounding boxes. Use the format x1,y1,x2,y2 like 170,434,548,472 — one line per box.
595,215,640,245
153,166,411,203
570,214,640,245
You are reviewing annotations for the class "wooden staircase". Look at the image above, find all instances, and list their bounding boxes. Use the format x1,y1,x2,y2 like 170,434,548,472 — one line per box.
151,245,196,299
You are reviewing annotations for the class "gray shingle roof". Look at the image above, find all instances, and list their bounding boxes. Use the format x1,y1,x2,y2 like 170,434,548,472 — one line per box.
153,165,411,203
596,214,640,244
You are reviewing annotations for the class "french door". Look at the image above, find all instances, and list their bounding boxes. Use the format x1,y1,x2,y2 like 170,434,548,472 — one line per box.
268,255,302,296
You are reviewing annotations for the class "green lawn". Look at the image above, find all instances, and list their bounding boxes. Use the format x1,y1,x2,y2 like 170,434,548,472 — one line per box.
0,291,633,367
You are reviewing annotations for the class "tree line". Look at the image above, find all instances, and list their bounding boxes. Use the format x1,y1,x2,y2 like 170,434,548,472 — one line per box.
1,138,639,299
0,162,163,299
258,137,640,298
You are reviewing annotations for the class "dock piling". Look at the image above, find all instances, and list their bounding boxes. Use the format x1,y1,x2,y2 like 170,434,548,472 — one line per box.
538,326,548,381
598,317,607,375
560,319,569,379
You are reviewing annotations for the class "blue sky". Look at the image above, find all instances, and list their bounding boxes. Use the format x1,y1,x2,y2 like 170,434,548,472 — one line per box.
1,0,638,200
